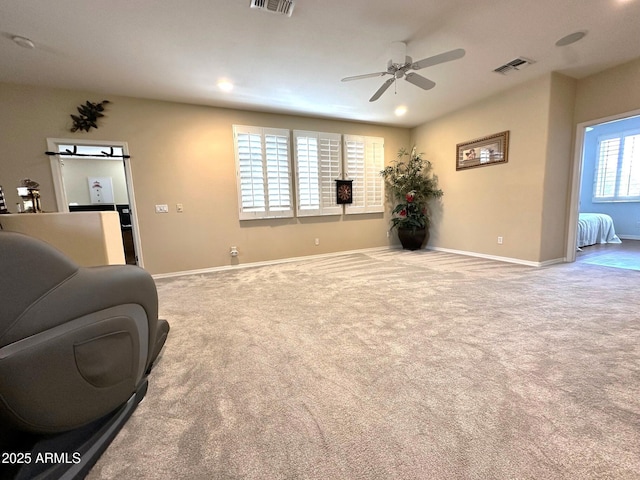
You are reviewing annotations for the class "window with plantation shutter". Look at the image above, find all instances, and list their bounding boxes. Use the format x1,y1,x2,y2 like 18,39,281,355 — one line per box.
344,135,384,214
593,130,640,202
293,131,342,216
233,125,293,219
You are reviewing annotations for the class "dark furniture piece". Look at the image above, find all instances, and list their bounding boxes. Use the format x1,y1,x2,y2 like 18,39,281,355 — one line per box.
0,231,169,479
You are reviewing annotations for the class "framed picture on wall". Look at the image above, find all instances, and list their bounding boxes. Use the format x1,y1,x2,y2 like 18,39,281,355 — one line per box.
456,131,509,171
88,177,115,204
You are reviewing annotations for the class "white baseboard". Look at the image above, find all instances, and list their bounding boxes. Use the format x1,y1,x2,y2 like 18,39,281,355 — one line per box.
619,235,640,240
152,246,392,279
153,244,567,279
428,246,565,267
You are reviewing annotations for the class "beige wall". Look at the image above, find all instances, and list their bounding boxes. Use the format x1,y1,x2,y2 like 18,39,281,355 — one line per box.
411,74,566,263
2,57,639,273
409,58,640,265
0,83,410,274
566,57,640,261
574,57,640,124
539,73,577,261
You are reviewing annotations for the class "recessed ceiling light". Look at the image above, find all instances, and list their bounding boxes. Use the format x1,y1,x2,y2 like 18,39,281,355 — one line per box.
555,31,586,47
12,35,35,49
217,80,234,92
394,105,407,116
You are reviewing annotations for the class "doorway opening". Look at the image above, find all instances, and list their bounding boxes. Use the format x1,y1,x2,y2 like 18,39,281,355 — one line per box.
47,138,143,266
566,109,640,271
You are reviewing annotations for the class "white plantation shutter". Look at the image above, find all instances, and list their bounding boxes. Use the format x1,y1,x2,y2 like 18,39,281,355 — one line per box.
593,130,640,202
234,126,385,219
344,135,384,214
295,134,320,212
620,133,640,198
344,138,365,213
594,137,620,199
265,132,291,212
233,125,293,219
236,129,266,213
319,135,343,214
365,138,385,212
294,130,342,216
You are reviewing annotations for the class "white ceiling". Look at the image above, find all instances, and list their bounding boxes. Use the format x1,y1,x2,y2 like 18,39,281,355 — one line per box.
1,0,640,127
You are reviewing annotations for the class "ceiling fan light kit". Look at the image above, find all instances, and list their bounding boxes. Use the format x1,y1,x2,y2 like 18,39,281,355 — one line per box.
341,43,465,102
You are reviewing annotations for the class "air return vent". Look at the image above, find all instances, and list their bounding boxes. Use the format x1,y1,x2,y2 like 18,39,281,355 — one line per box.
250,0,295,16
493,57,535,75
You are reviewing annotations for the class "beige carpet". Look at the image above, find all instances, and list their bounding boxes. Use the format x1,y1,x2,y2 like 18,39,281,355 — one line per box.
87,249,640,479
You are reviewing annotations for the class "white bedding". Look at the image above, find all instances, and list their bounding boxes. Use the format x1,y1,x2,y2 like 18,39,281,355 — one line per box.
577,213,622,248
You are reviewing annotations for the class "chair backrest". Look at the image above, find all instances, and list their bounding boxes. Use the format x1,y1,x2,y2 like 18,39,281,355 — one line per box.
0,231,79,346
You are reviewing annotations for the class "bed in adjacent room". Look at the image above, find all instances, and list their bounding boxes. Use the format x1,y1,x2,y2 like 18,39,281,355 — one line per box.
577,213,622,248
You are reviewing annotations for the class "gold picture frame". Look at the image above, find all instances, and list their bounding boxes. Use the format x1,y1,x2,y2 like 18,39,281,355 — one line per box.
456,131,509,171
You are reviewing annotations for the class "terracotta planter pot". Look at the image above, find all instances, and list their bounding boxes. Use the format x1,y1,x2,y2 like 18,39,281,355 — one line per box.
397,227,429,250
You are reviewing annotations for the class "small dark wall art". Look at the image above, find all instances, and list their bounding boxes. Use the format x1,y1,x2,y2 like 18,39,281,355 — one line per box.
335,179,353,204
70,100,110,132
456,131,509,171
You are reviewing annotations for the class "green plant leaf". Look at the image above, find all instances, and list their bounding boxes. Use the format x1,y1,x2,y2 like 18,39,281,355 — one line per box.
381,146,443,231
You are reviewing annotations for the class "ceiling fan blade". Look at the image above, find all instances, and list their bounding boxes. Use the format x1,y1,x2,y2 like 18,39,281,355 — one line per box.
341,71,389,82
369,78,395,102
411,48,466,70
405,72,436,90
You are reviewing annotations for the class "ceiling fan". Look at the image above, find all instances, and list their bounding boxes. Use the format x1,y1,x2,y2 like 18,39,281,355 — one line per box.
341,42,465,102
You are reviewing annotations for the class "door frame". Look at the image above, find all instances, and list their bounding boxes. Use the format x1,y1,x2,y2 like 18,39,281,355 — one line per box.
47,138,145,267
565,107,640,262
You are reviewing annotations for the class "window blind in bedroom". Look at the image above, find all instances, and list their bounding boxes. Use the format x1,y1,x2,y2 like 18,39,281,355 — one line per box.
593,130,640,202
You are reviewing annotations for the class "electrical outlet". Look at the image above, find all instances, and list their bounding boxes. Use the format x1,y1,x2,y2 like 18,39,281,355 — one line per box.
155,204,169,213
176,203,184,213
497,236,503,245
314,238,320,246
230,246,239,257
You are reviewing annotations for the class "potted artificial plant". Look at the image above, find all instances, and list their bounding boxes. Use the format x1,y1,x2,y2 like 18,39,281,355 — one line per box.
380,146,443,250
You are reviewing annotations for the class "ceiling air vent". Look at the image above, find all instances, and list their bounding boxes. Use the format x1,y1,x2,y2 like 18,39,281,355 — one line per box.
493,57,535,75
250,0,295,17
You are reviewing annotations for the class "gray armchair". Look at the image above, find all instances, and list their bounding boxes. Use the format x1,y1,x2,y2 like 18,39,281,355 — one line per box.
0,231,169,479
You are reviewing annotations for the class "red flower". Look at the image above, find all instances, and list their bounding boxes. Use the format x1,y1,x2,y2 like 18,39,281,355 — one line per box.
405,192,415,203
399,209,407,217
